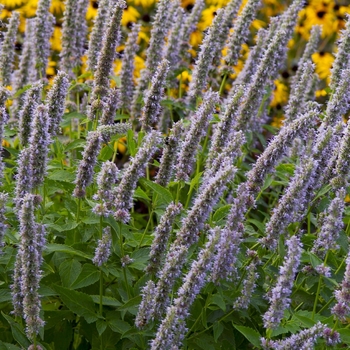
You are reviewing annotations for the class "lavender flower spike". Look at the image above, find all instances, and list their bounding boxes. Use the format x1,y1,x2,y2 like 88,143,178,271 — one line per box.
263,235,302,330
135,281,156,329
60,0,79,74
262,322,340,349
90,0,126,105
176,90,219,181
331,119,350,190
150,227,220,350
155,121,184,187
0,107,9,184
93,227,112,266
100,88,120,126
14,148,33,211
32,0,55,80
73,131,103,198
86,0,110,72
12,18,35,93
330,14,350,90
332,250,350,321
119,23,140,111
0,11,20,86
46,71,69,136
179,0,205,60
324,69,350,127
247,103,319,193
222,0,261,70
28,104,52,188
312,188,345,258
92,161,119,217
18,81,43,146
0,192,8,249
140,59,169,132
186,9,225,104
146,202,182,275
206,85,246,167
132,0,171,118
114,131,161,223
19,194,45,339
261,158,317,250
290,25,321,90
153,160,236,317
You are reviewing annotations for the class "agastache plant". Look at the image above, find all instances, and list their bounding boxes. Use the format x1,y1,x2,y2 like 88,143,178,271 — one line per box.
114,131,161,223
263,235,303,330
0,11,20,86
119,23,140,111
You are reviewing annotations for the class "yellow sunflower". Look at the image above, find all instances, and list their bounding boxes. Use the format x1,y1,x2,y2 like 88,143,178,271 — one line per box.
270,80,288,108
312,51,334,84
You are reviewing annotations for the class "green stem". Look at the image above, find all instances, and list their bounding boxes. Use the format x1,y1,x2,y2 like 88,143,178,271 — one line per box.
138,210,153,248
99,270,103,316
219,73,228,96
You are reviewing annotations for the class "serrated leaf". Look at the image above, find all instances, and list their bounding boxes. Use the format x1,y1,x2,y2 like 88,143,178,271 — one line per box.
233,324,261,348
130,248,150,270
134,187,150,202
107,318,131,334
64,139,85,151
213,204,231,223
45,244,91,259
59,259,82,287
1,313,30,349
338,329,350,344
246,219,265,233
140,179,173,205
0,341,21,350
53,285,99,323
48,170,76,182
71,264,100,289
0,289,11,303
91,295,122,307
213,322,224,342
96,319,107,336
210,294,226,312
117,296,142,313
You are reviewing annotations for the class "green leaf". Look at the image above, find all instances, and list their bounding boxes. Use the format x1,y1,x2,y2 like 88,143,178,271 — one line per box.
210,294,226,312
96,319,107,336
53,285,99,323
0,341,21,350
246,219,265,234
134,187,151,202
0,288,11,303
107,318,131,334
130,248,150,270
140,179,173,205
59,259,82,287
45,244,92,259
48,170,76,183
1,313,30,349
12,84,32,99
71,264,100,289
213,322,224,342
46,221,78,232
91,295,122,307
232,324,261,348
213,204,231,223
117,296,142,314
338,329,350,344
127,129,136,156
64,139,85,151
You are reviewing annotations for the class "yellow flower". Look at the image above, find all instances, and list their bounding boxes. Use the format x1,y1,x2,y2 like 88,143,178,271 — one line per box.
190,30,203,48
315,89,327,97
312,52,334,83
46,60,56,77
198,6,219,31
86,0,98,20
0,0,27,8
271,115,285,129
50,26,62,52
270,80,288,108
134,55,145,79
121,6,140,27
50,0,64,15
132,0,155,7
